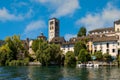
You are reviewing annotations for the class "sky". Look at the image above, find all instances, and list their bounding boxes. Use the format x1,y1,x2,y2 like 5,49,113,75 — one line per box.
0,0,120,41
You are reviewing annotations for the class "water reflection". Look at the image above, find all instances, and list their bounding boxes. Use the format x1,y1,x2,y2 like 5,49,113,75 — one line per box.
0,66,120,80
28,66,64,80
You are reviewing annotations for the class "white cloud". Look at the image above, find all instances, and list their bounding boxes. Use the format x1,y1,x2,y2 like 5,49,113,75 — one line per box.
0,7,33,22
24,20,46,33
76,2,120,32
0,7,24,21
65,34,77,41
35,0,80,18
22,20,46,39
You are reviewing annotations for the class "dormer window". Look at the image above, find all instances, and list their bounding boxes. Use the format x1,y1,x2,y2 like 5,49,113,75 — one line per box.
117,28,119,32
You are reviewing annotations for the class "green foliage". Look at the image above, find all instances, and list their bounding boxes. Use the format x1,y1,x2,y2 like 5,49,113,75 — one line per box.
0,44,13,66
118,55,120,64
103,53,113,63
78,49,91,63
5,35,27,60
34,40,62,66
77,26,86,37
64,51,76,66
8,58,29,66
74,41,86,56
32,39,43,53
0,35,29,66
93,51,103,61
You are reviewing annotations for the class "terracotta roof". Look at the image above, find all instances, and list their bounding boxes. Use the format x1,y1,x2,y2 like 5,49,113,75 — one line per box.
61,36,90,45
69,36,90,42
89,27,114,33
50,37,66,43
92,36,118,42
62,41,75,45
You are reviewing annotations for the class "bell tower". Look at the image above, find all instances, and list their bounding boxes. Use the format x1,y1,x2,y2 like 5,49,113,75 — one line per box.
114,19,120,32
48,18,59,42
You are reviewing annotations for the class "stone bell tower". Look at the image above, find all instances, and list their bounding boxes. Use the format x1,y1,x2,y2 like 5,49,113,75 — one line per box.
48,18,59,42
114,19,120,32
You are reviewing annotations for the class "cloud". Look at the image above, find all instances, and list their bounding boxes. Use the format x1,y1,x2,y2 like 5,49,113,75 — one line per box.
34,0,80,18
22,20,46,39
65,34,77,41
0,7,24,21
0,7,33,22
24,20,46,33
76,2,120,32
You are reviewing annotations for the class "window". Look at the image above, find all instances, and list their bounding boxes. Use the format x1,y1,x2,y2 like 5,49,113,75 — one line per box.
106,43,109,48
94,50,96,52
106,49,109,53
112,49,115,53
118,42,120,45
68,45,69,50
113,42,115,46
50,21,53,25
117,28,119,32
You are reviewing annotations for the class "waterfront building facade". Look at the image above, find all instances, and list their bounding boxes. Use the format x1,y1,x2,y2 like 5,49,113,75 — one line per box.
47,18,120,57
89,19,120,57
92,36,118,57
18,18,119,58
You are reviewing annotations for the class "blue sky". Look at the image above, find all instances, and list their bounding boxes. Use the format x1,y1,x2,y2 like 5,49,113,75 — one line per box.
0,0,120,40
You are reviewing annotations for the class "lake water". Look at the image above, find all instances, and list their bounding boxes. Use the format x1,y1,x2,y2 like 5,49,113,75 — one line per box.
0,66,120,80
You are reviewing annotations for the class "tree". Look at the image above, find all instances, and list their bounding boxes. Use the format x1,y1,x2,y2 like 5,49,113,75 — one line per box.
103,53,113,63
5,35,27,60
34,40,62,66
78,49,91,63
32,39,43,53
64,51,76,66
93,51,103,61
74,41,86,56
0,44,13,65
118,55,120,64
0,35,30,65
35,41,50,65
49,44,62,65
77,26,86,37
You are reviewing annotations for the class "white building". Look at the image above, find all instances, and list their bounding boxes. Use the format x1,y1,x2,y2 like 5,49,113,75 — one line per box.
92,36,118,57
61,42,74,55
89,19,120,57
60,19,120,57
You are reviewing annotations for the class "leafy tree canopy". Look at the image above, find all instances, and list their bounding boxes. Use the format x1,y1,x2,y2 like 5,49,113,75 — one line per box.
93,51,103,61
0,35,29,65
34,40,63,66
78,49,91,63
74,41,86,56
103,53,113,62
64,51,76,66
77,26,86,37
